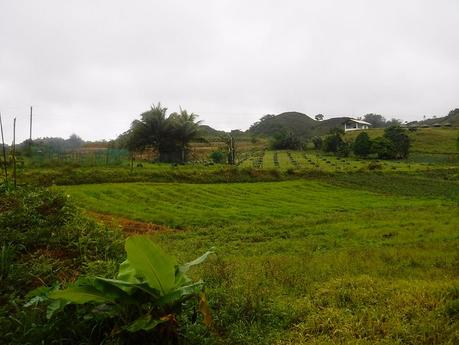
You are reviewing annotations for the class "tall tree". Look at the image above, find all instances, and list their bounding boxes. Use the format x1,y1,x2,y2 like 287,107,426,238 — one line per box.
315,114,324,121
385,118,402,127
363,114,386,128
126,103,171,155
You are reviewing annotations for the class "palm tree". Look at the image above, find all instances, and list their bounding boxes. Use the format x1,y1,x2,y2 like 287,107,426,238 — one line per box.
169,108,202,163
124,104,201,163
126,103,170,151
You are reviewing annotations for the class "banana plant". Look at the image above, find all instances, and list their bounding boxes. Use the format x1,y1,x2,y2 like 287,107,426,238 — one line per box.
28,235,214,334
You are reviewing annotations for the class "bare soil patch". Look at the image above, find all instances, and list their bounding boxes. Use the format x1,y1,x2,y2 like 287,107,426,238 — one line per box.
87,211,175,234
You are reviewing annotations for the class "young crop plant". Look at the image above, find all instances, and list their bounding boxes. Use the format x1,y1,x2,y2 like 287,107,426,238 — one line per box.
252,150,265,169
286,151,300,168
28,235,214,342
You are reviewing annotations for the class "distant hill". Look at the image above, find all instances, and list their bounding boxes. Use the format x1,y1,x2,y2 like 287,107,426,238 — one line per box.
198,125,227,139
408,108,459,127
248,112,349,137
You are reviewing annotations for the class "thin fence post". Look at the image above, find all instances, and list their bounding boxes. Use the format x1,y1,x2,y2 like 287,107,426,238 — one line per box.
29,106,33,141
0,112,8,183
12,117,17,188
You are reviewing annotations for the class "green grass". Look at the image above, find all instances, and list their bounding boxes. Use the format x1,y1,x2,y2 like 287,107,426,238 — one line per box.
62,177,459,344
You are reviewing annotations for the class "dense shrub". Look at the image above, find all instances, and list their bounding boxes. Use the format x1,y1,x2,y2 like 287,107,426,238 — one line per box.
372,137,396,159
0,188,74,246
271,132,304,150
352,132,372,157
312,136,323,150
209,150,225,164
324,129,350,157
383,126,411,159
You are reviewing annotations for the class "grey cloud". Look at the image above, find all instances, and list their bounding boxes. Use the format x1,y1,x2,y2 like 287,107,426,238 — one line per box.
1,0,458,142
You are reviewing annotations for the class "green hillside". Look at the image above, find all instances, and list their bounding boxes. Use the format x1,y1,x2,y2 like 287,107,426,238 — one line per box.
248,112,316,137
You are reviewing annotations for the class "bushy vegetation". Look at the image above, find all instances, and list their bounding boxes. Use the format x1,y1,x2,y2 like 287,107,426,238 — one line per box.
346,126,411,159
0,186,126,344
323,129,350,157
362,113,403,128
209,150,225,164
345,127,457,154
0,186,214,344
352,132,372,157
271,131,304,150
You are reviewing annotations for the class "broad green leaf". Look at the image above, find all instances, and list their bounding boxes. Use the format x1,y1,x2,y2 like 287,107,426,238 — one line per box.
125,236,177,295
49,286,115,304
157,281,203,306
92,278,137,301
124,314,167,333
95,277,160,299
25,286,52,300
116,259,140,284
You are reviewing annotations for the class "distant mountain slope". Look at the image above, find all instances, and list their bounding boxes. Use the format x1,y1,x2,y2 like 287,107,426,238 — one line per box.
409,108,459,127
248,112,315,137
248,112,349,137
198,125,227,138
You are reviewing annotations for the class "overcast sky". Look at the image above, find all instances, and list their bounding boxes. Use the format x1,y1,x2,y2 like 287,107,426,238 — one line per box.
1,0,458,142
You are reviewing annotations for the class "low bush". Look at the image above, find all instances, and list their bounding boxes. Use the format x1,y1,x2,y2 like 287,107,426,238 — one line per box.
209,150,225,164
0,186,124,344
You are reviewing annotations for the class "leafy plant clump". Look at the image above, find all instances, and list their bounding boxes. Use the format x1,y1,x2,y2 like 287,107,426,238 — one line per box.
29,236,214,343
209,150,226,164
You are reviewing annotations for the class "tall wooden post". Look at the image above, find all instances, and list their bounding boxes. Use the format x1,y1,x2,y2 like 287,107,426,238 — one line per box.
0,112,8,183
12,117,17,188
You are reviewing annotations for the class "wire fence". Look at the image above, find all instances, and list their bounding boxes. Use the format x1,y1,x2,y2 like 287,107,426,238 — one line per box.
23,148,130,167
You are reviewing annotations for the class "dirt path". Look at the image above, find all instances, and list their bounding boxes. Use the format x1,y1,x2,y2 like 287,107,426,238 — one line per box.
87,211,176,234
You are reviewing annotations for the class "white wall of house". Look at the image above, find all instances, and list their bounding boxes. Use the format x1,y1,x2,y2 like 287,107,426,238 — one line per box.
344,122,369,131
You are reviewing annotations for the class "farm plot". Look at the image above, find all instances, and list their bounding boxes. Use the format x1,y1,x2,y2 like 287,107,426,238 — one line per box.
242,150,432,172
63,178,459,344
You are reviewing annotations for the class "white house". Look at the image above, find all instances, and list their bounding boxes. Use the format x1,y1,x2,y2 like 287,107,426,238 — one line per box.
344,118,372,132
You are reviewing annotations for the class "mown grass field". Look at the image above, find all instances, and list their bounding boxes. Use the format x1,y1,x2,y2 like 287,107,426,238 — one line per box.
62,175,459,344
